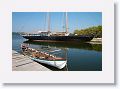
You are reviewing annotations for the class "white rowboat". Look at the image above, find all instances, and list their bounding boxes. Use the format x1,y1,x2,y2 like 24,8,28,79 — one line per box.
32,58,67,69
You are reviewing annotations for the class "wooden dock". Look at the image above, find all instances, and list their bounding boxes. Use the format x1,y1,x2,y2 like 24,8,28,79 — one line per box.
12,50,51,71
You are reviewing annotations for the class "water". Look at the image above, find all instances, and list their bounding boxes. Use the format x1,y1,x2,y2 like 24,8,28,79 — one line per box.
12,33,102,71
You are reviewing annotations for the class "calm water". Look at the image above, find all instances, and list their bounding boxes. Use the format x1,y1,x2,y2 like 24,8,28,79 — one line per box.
12,33,102,71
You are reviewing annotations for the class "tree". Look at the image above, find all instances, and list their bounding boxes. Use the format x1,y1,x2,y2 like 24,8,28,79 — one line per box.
74,25,102,38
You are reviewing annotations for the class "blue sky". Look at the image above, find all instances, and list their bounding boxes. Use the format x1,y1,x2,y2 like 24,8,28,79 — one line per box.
12,12,102,33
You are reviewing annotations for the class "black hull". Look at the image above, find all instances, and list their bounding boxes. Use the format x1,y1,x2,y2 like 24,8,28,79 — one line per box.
22,36,93,42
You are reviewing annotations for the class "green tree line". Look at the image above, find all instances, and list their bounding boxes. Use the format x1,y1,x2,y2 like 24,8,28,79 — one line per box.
74,25,102,38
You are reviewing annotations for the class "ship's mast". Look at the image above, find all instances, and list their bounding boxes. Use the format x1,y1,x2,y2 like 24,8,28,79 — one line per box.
48,12,50,32
65,12,68,33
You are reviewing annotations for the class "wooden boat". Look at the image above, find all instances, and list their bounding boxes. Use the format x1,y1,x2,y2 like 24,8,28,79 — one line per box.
21,44,67,69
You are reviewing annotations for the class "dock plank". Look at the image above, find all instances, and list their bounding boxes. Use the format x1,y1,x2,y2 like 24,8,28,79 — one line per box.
12,50,51,71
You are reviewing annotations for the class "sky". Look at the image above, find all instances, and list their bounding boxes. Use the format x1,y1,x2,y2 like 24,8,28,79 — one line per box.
12,12,102,33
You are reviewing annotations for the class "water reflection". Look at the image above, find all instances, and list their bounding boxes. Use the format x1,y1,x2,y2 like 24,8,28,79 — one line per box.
24,40,102,52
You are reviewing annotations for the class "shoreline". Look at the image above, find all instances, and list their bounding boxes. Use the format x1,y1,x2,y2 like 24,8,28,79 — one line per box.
87,38,102,44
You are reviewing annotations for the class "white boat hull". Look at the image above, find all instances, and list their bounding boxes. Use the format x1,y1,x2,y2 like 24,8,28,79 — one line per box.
32,58,67,69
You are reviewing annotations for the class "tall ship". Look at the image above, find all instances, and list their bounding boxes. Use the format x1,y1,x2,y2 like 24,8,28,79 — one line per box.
21,12,93,42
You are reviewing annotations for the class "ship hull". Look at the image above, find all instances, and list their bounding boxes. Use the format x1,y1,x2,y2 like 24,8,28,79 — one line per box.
22,36,93,42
